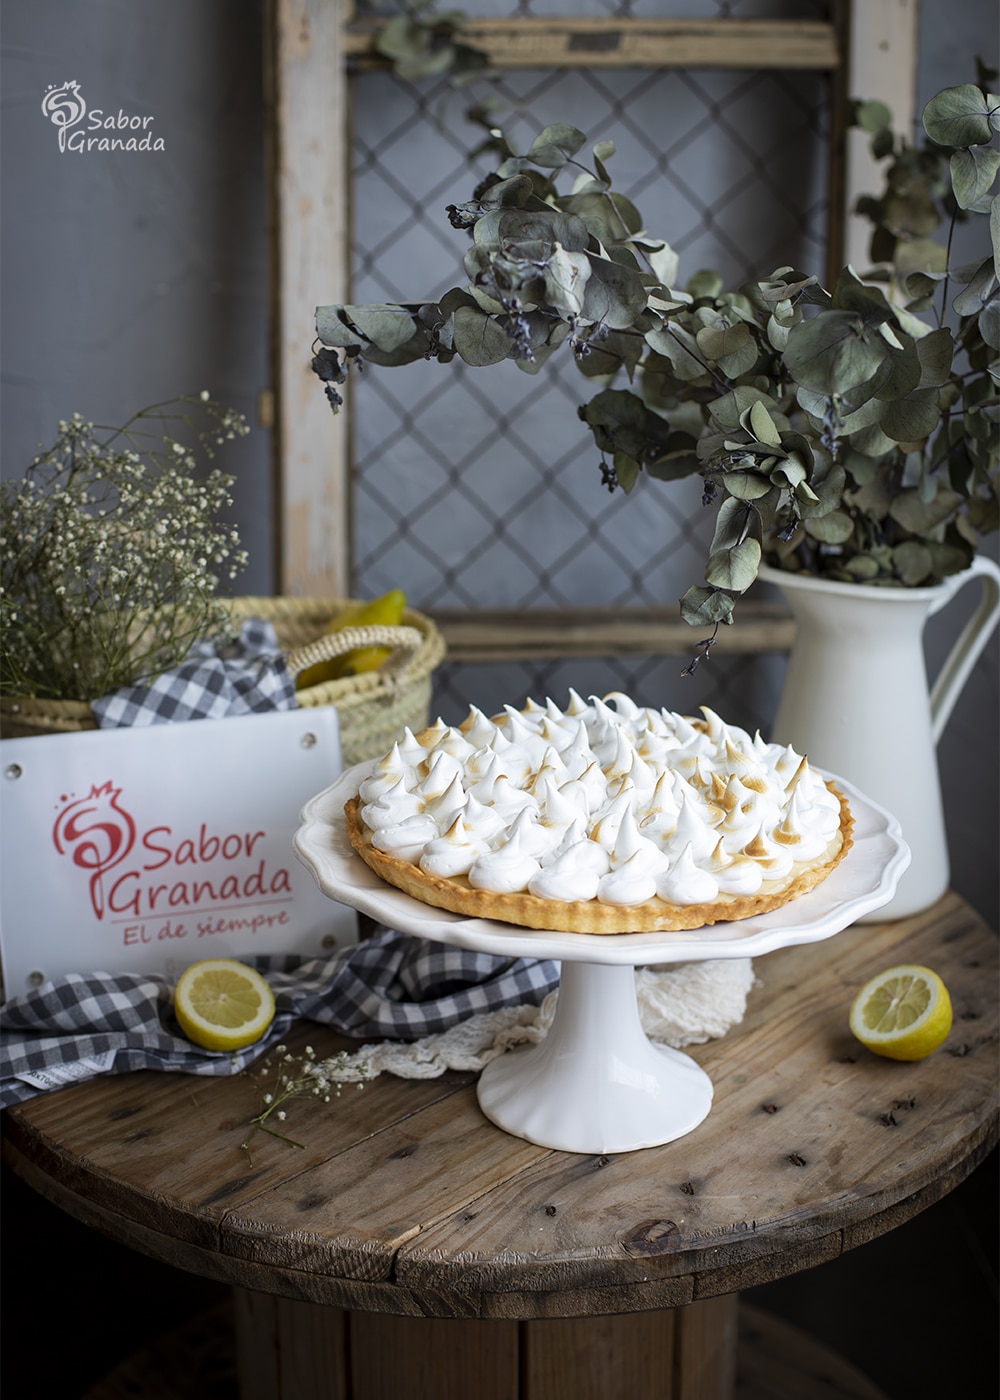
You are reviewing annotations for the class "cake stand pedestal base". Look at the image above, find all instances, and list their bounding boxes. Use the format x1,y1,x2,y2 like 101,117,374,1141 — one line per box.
477,959,714,1153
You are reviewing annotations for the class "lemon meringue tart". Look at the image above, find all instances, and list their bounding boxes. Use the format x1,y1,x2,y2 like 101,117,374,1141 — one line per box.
344,691,853,934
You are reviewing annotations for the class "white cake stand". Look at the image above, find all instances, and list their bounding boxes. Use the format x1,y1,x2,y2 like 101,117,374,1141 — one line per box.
294,766,910,1154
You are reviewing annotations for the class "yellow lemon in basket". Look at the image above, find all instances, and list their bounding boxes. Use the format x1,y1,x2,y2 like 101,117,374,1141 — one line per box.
295,589,407,689
174,958,276,1052
849,964,952,1061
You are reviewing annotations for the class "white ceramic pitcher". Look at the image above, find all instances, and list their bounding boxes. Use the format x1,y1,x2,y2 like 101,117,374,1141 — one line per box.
758,557,1000,919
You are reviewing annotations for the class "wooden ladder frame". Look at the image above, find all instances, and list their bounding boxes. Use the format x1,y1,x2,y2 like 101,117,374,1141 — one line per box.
264,0,919,661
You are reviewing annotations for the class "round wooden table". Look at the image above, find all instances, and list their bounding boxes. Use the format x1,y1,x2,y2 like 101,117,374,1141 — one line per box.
3,891,997,1400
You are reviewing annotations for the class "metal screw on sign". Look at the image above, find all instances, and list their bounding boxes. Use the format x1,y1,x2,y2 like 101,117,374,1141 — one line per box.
300,732,317,749
27,971,45,987
321,935,337,950
5,764,22,780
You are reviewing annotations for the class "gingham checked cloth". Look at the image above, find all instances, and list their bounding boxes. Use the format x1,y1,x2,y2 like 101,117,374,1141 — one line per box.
91,617,296,726
0,926,560,1108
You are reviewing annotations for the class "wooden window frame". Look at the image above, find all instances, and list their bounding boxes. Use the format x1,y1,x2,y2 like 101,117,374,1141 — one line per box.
264,0,919,662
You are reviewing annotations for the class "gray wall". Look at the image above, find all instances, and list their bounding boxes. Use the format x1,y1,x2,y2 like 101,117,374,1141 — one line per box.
2,1,997,925
1,0,272,588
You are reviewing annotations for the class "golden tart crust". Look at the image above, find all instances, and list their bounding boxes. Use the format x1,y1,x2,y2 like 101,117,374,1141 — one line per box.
343,785,854,934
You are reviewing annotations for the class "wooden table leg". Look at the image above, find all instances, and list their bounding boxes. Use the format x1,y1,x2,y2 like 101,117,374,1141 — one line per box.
233,1291,740,1400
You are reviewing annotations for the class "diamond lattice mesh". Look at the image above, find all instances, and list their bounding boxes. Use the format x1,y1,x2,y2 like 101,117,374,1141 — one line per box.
347,4,830,731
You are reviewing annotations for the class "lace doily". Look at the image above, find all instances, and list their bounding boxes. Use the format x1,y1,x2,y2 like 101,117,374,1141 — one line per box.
328,958,758,1082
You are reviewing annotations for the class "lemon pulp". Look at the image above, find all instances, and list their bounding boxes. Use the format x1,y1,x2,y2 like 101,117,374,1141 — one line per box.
849,964,952,1061
174,958,276,1052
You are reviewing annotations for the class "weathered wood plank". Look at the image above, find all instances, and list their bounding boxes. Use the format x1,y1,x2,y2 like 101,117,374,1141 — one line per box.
4,895,996,1322
268,0,350,596
391,895,997,1305
675,1294,740,1400
219,1088,551,1282
0,1022,478,1252
350,1312,519,1400
233,1290,349,1400
841,0,920,272
521,1306,679,1399
435,603,796,663
343,19,840,72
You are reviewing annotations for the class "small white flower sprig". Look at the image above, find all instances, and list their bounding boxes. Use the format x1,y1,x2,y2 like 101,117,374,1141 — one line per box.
1,392,250,701
239,1042,373,1166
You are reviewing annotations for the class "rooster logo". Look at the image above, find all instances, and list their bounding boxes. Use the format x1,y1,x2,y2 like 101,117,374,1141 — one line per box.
53,781,136,920
41,81,87,152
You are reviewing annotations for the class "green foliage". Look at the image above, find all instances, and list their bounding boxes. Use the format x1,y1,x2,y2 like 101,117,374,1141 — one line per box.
0,397,249,700
316,81,1000,627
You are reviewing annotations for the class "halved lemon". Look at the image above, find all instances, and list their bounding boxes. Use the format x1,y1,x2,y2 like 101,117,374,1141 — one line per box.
849,964,952,1061
174,958,276,1052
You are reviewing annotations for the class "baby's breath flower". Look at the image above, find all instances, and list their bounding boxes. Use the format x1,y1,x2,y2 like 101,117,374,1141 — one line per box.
1,395,248,700
239,1044,373,1165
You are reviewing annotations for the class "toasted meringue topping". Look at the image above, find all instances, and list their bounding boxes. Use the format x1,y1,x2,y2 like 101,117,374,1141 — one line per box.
352,694,844,907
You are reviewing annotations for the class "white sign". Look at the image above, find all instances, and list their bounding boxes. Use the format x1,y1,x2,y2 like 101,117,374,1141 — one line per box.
0,710,356,997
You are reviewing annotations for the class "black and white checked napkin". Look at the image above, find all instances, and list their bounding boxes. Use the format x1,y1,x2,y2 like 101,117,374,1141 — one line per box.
91,617,296,726
0,927,559,1108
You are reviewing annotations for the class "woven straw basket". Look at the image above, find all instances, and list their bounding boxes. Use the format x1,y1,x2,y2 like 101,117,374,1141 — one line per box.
0,597,447,766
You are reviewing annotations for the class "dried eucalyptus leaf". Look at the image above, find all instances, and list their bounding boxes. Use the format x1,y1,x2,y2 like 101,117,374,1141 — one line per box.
580,256,649,330
648,242,680,289
705,538,761,592
837,393,889,435
544,244,592,317
894,239,949,281
646,448,701,482
874,337,922,401
783,313,887,394
576,329,644,380
803,510,854,543
952,257,998,315
855,99,894,134
770,457,808,490
925,540,976,576
843,554,882,580
891,540,933,584
979,297,1000,351
680,586,736,627
917,327,955,386
748,399,782,448
695,321,751,362
644,323,707,380
452,306,513,366
849,474,894,520
831,269,896,326
528,123,587,168
950,146,1000,210
613,451,640,494
316,305,361,349
880,388,941,442
579,388,649,460
922,84,994,149
889,485,962,533
849,420,899,458
710,385,777,431
720,470,775,501
343,305,422,354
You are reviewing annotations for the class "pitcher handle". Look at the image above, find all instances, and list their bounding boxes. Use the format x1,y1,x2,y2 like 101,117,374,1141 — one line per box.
927,555,1000,745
